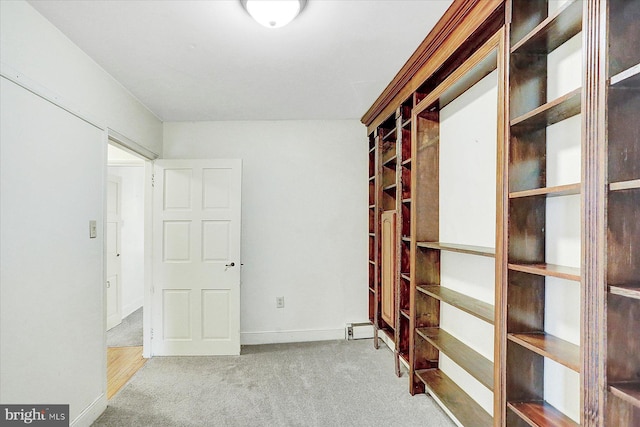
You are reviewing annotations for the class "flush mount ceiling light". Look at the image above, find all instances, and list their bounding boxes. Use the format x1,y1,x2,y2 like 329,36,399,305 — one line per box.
241,0,307,29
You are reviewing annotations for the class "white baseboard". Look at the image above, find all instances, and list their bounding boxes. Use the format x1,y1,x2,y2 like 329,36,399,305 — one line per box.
70,393,107,427
122,298,144,319
241,328,345,345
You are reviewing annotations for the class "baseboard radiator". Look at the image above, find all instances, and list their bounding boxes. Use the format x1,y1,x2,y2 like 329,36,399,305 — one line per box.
345,322,374,340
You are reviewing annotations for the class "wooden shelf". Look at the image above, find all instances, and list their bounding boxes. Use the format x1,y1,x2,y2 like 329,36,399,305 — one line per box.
402,197,412,204
417,241,495,258
507,333,580,372
383,183,397,192
368,204,375,209
510,88,581,131
510,0,582,55
369,260,376,265
369,286,375,293
401,273,411,282
417,285,494,325
416,327,493,390
609,285,640,301
401,308,410,320
609,179,640,192
382,154,397,166
507,401,579,427
509,183,580,199
402,118,412,129
609,382,640,408
382,128,397,142
401,236,411,243
610,63,640,87
401,158,412,167
508,262,580,282
368,175,375,182
368,233,375,237
369,146,375,154
415,369,492,427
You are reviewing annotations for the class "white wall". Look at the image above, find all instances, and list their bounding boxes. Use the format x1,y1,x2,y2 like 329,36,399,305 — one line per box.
163,120,368,344
108,165,145,318
0,2,162,426
0,1,162,154
439,69,498,416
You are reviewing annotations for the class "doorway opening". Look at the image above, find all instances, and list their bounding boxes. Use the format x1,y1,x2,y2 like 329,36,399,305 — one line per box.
106,138,154,398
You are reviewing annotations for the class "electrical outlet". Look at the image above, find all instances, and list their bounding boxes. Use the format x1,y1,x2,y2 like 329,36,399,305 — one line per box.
276,296,284,308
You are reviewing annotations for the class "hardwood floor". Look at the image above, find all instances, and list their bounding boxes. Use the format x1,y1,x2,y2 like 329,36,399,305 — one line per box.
107,346,147,399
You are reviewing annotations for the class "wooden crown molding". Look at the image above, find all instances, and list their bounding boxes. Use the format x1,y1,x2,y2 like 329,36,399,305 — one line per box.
361,0,503,128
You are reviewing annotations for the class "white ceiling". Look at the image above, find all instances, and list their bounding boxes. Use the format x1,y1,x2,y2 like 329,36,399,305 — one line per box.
28,0,453,122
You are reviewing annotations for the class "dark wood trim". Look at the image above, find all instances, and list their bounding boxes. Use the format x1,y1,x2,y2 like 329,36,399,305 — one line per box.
362,0,503,130
582,0,607,425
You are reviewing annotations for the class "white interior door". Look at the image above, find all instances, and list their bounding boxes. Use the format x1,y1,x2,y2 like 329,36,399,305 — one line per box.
106,175,123,330
152,159,242,355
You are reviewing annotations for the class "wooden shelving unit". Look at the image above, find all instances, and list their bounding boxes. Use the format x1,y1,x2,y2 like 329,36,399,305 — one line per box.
604,0,640,425
362,0,638,425
368,97,415,379
504,1,583,425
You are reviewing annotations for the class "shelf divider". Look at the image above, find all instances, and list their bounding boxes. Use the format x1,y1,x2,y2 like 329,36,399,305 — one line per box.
417,241,495,257
507,401,579,427
509,183,580,199
510,88,581,131
507,332,580,372
416,285,494,325
416,327,493,390
507,262,580,282
510,0,582,55
608,382,640,408
415,369,492,427
608,285,640,301
610,63,640,87
609,179,640,192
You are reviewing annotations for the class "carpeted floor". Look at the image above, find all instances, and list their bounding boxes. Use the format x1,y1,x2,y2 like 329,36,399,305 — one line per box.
93,340,456,427
107,308,143,347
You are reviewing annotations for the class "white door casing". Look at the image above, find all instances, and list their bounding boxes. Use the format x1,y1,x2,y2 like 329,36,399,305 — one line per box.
152,159,242,355
106,175,123,330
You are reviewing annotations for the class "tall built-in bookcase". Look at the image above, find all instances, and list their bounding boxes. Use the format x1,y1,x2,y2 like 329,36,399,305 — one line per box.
603,0,640,425
504,0,583,425
363,0,638,425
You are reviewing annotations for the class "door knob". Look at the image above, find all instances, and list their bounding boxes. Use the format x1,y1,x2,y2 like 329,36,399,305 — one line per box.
225,262,235,271
107,280,111,288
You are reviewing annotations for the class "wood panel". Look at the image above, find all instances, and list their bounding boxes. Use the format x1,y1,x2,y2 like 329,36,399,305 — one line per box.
107,346,147,399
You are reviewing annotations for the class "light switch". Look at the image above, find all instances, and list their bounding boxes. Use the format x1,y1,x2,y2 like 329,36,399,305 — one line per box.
89,220,97,238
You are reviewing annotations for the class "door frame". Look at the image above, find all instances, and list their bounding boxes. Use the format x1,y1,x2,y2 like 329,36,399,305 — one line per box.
106,129,158,358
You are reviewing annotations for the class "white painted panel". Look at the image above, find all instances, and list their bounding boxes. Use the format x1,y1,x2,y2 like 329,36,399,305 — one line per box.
440,304,494,362
1,77,105,424
440,70,497,247
544,358,581,423
106,222,118,255
163,168,192,210
546,195,581,268
106,274,119,319
163,221,191,262
107,180,119,215
202,221,230,262
546,114,581,187
547,33,582,101
440,252,495,305
203,168,231,209
548,0,573,15
163,290,191,340
439,353,493,416
545,277,581,345
202,290,230,339
163,120,368,343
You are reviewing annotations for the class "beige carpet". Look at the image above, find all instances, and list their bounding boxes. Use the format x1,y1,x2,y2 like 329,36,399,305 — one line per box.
93,340,456,427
